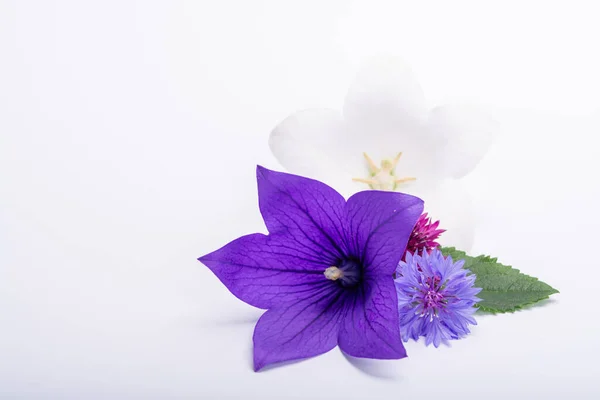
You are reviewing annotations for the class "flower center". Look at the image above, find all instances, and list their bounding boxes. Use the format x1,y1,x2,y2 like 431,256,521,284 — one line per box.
418,274,447,318
423,290,445,309
352,152,416,191
324,258,362,288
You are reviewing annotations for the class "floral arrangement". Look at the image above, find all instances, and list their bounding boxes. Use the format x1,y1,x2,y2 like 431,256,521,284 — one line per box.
198,59,558,371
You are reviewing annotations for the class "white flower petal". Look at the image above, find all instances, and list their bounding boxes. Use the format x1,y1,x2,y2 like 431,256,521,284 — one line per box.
419,180,475,252
268,61,481,253
342,57,444,183
428,104,498,179
343,56,429,132
268,108,358,197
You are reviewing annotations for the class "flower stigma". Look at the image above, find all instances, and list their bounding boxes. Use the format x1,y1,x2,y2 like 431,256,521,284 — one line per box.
324,266,343,281
324,258,362,288
352,152,416,191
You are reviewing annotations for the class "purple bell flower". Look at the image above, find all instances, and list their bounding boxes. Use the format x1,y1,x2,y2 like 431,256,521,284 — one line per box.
199,166,423,371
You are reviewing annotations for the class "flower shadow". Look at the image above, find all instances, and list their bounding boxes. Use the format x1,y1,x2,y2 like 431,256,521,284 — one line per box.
341,351,405,381
245,342,327,372
207,316,261,327
202,312,407,377
203,310,263,328
244,343,405,376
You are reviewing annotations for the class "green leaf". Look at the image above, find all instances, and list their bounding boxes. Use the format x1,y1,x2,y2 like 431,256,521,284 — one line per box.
440,247,559,313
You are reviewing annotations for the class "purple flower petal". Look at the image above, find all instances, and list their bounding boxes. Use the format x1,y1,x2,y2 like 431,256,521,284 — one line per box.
256,165,349,261
199,233,336,309
253,287,346,371
338,277,406,359
345,191,423,276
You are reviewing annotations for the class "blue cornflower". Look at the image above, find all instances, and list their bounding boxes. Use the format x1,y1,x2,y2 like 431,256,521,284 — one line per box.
394,248,481,347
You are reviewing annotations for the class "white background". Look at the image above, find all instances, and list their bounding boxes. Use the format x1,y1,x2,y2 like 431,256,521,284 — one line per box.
1,0,599,398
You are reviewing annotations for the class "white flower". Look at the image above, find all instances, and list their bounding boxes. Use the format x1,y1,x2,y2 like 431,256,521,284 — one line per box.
268,57,498,251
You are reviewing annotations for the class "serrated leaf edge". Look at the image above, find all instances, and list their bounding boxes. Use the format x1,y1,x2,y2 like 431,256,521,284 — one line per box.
439,246,559,313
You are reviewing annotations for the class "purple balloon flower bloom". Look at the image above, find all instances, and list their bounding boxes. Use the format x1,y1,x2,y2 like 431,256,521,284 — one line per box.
395,249,481,347
199,166,423,371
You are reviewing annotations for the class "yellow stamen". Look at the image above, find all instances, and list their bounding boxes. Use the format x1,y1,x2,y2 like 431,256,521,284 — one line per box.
353,152,416,191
